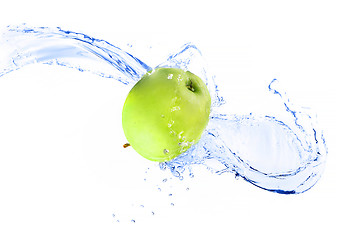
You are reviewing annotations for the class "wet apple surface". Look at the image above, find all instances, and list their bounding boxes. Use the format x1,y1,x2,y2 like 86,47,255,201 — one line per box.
122,67,211,162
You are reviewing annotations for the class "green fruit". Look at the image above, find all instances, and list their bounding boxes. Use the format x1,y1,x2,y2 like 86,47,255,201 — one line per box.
122,67,211,162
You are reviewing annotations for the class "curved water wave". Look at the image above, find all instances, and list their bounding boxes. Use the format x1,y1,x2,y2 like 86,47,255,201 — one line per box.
0,24,151,84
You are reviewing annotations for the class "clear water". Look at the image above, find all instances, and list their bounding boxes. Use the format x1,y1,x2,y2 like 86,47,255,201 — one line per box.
0,24,327,194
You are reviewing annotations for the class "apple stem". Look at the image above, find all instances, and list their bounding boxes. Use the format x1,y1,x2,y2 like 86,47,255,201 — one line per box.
123,143,131,148
186,79,195,92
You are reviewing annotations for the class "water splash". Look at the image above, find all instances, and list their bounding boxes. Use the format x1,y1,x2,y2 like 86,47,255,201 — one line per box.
0,24,151,84
0,24,327,194
162,82,327,194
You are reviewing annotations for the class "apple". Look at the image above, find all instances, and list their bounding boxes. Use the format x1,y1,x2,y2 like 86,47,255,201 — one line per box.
122,67,211,162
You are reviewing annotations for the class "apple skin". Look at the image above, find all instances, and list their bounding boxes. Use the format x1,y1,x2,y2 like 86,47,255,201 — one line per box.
122,67,211,162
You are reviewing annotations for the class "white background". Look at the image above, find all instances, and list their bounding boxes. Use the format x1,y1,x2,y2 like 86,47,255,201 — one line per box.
0,1,347,239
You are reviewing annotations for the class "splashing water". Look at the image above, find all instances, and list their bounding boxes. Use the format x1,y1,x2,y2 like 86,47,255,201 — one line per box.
0,24,151,84
0,24,327,194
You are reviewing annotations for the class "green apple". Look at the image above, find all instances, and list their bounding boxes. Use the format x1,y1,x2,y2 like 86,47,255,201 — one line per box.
122,67,211,162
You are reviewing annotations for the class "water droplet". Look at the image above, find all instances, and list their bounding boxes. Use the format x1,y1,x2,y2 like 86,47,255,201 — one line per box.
163,149,169,154
170,203,175,206
131,219,135,223
159,163,166,170
168,193,172,197
168,73,173,79
170,106,181,112
167,122,173,127
162,178,167,183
